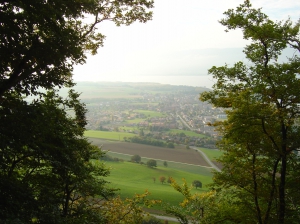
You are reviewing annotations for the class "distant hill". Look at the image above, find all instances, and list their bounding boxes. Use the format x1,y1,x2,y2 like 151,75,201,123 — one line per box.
58,81,211,100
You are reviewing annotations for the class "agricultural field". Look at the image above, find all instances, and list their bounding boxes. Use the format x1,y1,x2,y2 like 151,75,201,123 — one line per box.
134,110,167,118
105,151,213,176
88,135,219,213
85,130,136,141
89,138,211,168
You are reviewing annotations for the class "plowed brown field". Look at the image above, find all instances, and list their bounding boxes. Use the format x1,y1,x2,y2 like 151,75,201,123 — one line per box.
89,138,210,167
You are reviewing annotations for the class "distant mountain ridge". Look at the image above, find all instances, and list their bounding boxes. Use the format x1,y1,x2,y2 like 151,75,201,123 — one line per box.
59,81,211,100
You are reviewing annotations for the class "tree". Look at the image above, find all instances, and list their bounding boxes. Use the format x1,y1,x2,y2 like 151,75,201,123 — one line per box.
142,216,163,224
139,128,145,136
167,142,175,148
101,191,160,224
131,154,142,163
192,180,202,189
200,1,300,223
167,177,172,184
166,179,248,224
0,0,154,98
0,1,154,223
0,90,115,223
163,161,168,167
159,176,166,184
147,159,157,168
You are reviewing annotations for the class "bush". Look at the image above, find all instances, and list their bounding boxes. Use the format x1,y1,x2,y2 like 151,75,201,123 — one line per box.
142,216,163,224
167,142,175,148
131,154,141,163
147,159,157,168
159,176,166,184
101,154,114,161
192,180,202,189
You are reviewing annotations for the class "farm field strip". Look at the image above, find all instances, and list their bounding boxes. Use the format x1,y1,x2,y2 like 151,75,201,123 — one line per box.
105,151,213,169
90,138,210,167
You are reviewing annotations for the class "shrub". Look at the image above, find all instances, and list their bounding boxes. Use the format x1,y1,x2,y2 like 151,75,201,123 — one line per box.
159,176,166,184
147,159,157,168
192,180,202,189
142,216,162,224
131,154,141,163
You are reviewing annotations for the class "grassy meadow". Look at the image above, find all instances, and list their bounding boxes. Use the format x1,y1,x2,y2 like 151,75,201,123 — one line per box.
198,148,223,161
84,130,136,140
97,159,213,207
134,109,167,118
85,130,218,210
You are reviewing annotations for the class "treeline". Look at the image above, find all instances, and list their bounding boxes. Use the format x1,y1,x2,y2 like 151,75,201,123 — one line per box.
125,136,175,148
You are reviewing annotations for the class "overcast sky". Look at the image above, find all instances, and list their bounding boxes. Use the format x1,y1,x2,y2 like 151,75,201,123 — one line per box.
73,0,300,88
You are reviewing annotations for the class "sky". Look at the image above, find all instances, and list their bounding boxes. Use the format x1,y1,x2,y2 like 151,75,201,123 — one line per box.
73,0,300,88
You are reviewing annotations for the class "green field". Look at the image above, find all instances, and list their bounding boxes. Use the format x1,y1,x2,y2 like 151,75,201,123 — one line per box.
120,126,139,131
99,159,213,207
124,118,146,124
130,102,159,106
168,129,207,138
198,148,223,161
134,110,167,118
105,151,213,176
85,130,136,140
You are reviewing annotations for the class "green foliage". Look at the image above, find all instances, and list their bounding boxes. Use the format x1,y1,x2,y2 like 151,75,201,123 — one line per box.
169,129,206,138
101,191,160,224
139,128,145,136
0,0,153,97
131,154,142,163
192,180,202,189
142,216,163,224
160,176,166,184
200,1,300,223
147,159,157,168
0,1,155,223
166,179,250,224
128,136,171,148
167,142,175,148
0,90,115,223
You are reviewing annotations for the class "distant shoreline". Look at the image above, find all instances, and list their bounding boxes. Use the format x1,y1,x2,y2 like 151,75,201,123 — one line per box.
73,75,215,89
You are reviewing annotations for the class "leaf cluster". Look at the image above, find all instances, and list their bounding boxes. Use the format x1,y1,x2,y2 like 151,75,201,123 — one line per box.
0,0,154,97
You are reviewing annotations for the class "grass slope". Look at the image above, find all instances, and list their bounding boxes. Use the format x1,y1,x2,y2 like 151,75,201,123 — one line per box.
100,160,213,207
198,148,223,161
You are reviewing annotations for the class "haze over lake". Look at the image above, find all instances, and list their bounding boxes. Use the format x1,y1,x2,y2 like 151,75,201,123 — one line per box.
74,75,216,88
